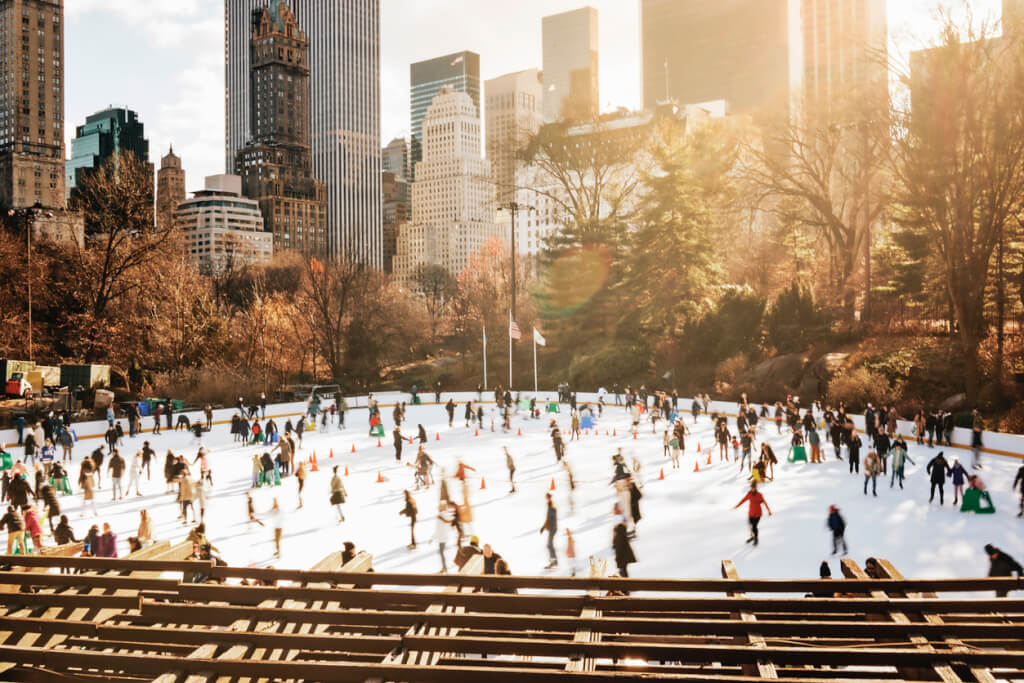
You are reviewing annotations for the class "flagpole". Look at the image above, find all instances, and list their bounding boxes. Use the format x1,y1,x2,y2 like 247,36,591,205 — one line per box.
482,324,487,392
508,312,513,389
533,329,538,394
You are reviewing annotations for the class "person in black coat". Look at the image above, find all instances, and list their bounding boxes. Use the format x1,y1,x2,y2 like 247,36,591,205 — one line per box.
927,452,951,504
628,478,642,533
7,475,33,508
613,520,636,578
40,484,60,532
847,432,862,474
985,544,1023,597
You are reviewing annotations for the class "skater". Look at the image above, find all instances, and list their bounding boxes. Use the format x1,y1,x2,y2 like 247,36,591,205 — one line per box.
96,522,118,558
540,492,558,568
971,409,984,469
1,505,25,555
329,466,347,522
138,509,153,546
847,431,862,474
270,498,284,557
414,446,435,490
40,483,60,532
400,490,418,549
827,505,847,555
1014,461,1024,517
927,451,951,505
79,459,97,517
204,404,213,430
890,440,914,490
295,461,307,508
59,427,73,463
863,450,880,496
194,476,208,524
445,398,455,427
392,425,406,461
178,474,195,524
246,492,265,527
434,502,455,573
734,483,771,546
760,443,777,481
54,514,77,546
566,528,577,577
505,447,516,493
950,457,968,505
108,449,125,501
613,519,637,578
984,544,1022,596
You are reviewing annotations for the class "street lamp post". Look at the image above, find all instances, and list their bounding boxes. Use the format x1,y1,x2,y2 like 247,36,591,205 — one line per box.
498,201,533,387
8,203,47,362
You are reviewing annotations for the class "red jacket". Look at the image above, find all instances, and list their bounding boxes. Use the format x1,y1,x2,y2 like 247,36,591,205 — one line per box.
737,491,769,518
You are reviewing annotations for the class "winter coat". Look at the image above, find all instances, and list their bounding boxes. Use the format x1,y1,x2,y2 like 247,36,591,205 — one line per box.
950,463,968,486
96,531,118,558
23,509,41,537
612,522,636,567
138,516,152,544
433,507,454,544
541,503,558,534
329,475,346,505
827,510,846,535
7,476,32,507
81,475,94,501
926,455,951,484
108,454,125,478
988,548,1023,577
54,521,76,545
177,477,194,503
41,486,59,517
864,452,881,475
0,510,24,533
890,447,913,471
59,430,74,448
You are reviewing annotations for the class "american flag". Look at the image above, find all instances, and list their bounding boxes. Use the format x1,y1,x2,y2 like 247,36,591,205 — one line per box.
508,315,522,341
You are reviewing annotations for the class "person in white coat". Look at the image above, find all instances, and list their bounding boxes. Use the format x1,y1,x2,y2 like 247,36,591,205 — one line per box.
194,477,208,524
433,501,456,573
269,497,284,558
125,452,143,497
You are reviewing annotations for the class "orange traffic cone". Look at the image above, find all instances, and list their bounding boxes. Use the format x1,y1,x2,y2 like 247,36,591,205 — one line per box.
517,427,522,436
549,478,556,491
409,436,413,445
632,432,637,440
697,441,702,452
351,444,356,453
694,459,700,473
436,432,440,441
344,465,349,476
329,449,334,459
659,468,665,480
377,439,382,448
605,430,609,436
312,451,316,462
309,454,314,464
376,471,384,483
475,429,479,437
480,477,486,490
311,458,319,472
613,428,617,437
706,453,712,466
585,429,589,436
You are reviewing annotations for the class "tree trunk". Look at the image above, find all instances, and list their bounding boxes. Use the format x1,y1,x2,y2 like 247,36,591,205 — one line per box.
995,225,1005,399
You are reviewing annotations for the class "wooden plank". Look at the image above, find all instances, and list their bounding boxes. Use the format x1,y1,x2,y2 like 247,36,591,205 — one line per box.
840,558,960,683
876,559,999,683
566,558,606,673
153,643,219,683
722,561,777,679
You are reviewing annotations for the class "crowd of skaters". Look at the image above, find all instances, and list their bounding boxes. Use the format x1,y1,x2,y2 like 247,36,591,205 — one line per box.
1,384,1021,589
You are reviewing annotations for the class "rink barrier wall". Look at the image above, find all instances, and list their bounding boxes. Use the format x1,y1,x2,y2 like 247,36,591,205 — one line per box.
1,391,1022,461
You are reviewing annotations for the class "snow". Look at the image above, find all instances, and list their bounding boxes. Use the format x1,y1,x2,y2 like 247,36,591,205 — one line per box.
14,392,1024,580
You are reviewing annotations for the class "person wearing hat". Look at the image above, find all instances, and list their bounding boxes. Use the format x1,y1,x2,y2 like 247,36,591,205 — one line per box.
984,544,1022,597
950,457,968,505
926,451,951,505
826,505,847,555
454,535,481,570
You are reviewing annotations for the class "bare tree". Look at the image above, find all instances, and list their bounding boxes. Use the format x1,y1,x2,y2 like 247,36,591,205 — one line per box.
414,263,456,344
890,11,1024,402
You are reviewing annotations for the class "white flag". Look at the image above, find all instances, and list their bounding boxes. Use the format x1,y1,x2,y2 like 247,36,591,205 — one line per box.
533,328,546,347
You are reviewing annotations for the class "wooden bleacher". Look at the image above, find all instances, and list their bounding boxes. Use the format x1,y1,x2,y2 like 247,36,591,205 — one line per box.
0,548,1018,681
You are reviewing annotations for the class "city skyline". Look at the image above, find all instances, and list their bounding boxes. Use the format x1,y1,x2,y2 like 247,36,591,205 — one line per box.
66,0,1001,190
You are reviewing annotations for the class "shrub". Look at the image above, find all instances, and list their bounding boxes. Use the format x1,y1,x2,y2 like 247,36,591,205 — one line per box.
683,288,766,367
826,367,903,412
716,353,750,386
765,281,829,353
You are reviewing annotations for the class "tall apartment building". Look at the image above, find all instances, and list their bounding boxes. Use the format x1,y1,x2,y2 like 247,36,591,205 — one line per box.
156,145,185,232
409,51,480,176
640,0,802,125
65,107,151,200
802,0,887,119
542,7,599,123
0,0,66,210
236,1,327,255
381,169,409,274
176,174,271,275
225,0,381,265
394,87,502,286
382,137,408,179
485,69,542,204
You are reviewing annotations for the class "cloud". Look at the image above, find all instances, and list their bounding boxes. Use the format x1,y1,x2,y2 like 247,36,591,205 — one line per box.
67,0,213,49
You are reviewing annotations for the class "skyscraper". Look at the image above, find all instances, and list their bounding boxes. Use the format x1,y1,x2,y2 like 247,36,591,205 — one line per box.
409,51,480,176
225,0,381,265
66,107,152,201
485,69,542,204
0,0,66,210
802,0,887,119
394,87,502,286
382,137,409,179
156,146,186,232
542,7,599,123
640,0,801,124
236,1,327,255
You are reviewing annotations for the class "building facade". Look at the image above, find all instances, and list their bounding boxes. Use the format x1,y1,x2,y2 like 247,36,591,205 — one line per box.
485,69,542,204
542,7,599,123
65,107,151,200
236,1,327,256
394,87,502,286
176,174,271,275
0,0,66,210
226,0,381,265
381,169,409,274
156,145,186,232
409,51,480,177
802,0,887,119
382,136,408,179
640,0,801,125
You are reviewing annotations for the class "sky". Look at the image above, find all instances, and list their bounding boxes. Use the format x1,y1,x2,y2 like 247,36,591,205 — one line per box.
65,0,1002,191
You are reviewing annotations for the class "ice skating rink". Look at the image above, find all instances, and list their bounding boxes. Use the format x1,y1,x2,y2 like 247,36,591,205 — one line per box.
10,392,1023,579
